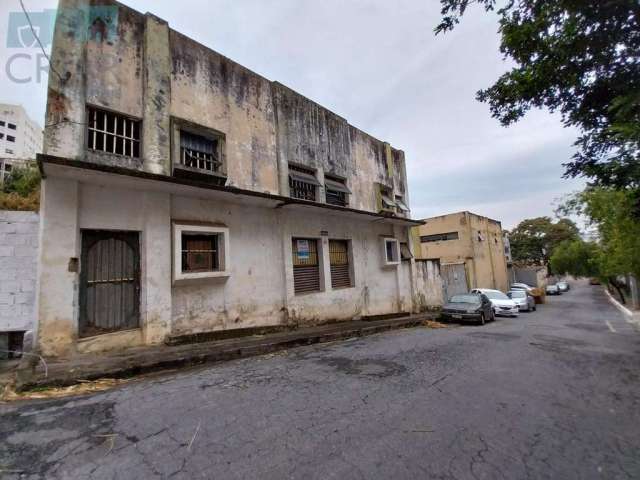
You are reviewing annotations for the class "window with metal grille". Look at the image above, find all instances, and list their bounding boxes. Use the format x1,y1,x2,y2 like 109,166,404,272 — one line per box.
325,175,351,207
289,164,319,201
329,240,352,288
6,135,15,142
7,123,16,130
379,186,396,211
179,130,221,173
292,238,320,294
87,106,141,158
420,231,459,243
181,233,220,273
395,195,409,214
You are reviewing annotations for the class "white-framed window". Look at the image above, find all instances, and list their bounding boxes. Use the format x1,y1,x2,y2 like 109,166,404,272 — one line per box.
172,223,230,283
382,237,400,266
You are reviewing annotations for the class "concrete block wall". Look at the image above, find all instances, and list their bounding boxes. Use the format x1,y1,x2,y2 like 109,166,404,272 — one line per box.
0,211,39,332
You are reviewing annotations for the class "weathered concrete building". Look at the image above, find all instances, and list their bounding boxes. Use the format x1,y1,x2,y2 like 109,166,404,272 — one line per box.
36,0,434,357
413,211,509,298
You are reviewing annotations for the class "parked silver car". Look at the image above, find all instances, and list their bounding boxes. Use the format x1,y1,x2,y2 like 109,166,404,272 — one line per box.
507,290,536,312
510,283,536,294
557,281,570,292
546,284,561,295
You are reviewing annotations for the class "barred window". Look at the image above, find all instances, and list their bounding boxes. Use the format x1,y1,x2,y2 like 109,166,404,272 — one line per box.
325,175,351,207
292,238,320,294
7,123,16,130
420,231,459,243
289,164,319,201
87,106,141,158
329,240,352,288
181,233,220,273
179,131,222,173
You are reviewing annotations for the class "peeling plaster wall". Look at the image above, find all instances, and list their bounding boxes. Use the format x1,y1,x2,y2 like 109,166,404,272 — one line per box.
413,260,444,311
44,0,409,211
272,83,402,211
170,31,279,193
468,214,509,292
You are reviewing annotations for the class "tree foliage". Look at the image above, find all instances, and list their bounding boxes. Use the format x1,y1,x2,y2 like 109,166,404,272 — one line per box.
436,0,640,189
549,239,600,278
508,216,580,266
0,165,40,211
561,187,640,278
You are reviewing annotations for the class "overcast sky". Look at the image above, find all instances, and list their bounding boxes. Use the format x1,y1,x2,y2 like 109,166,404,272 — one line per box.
0,0,585,228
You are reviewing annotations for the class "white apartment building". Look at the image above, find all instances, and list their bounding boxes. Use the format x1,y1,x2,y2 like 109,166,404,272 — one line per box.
0,103,43,160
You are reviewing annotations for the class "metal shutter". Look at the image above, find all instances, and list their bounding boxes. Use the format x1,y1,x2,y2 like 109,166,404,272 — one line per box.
292,238,320,294
329,240,351,289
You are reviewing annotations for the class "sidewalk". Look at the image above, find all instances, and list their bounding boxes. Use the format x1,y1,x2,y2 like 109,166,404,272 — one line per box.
6,313,439,391
605,288,640,329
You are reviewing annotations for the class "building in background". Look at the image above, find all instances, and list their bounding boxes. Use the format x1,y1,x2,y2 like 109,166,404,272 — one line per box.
413,211,509,298
0,103,43,160
35,0,435,357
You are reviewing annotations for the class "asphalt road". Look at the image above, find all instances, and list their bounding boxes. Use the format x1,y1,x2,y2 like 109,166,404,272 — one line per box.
2,281,640,479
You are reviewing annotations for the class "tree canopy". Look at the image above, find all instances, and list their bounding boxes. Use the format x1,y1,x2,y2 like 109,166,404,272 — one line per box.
549,239,600,279
559,187,640,279
436,0,640,189
508,216,580,266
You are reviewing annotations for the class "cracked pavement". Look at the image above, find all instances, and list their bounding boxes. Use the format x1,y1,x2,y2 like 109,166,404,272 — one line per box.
2,281,640,479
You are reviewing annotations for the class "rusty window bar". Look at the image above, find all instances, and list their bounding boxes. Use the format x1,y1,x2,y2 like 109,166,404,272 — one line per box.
179,131,221,173
87,107,141,158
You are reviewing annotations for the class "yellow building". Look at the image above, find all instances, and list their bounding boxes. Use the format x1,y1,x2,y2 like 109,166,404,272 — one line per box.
412,211,509,295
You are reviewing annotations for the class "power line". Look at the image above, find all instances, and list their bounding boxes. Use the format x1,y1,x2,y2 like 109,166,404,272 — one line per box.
18,0,67,82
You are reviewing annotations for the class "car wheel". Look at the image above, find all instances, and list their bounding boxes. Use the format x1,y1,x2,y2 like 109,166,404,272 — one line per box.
533,304,537,311
479,312,486,326
491,310,496,322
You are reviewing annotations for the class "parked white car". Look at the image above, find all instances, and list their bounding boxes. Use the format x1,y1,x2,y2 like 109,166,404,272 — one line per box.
470,288,519,317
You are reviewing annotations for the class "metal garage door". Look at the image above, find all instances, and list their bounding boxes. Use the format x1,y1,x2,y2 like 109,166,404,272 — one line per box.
441,263,468,301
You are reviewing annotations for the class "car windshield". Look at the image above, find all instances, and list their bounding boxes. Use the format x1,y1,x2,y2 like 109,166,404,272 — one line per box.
449,294,479,304
510,291,526,298
483,291,509,300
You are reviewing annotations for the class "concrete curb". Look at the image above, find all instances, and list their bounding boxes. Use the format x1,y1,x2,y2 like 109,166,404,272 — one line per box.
604,289,640,328
15,313,439,391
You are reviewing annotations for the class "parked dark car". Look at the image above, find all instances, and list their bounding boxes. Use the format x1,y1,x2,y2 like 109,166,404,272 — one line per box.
557,281,570,292
546,284,561,295
441,293,495,325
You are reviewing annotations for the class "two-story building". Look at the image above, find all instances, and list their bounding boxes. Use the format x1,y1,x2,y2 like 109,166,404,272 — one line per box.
35,0,433,357
413,211,509,299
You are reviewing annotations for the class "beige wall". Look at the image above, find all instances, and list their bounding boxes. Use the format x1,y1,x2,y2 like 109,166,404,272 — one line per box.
414,211,509,292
